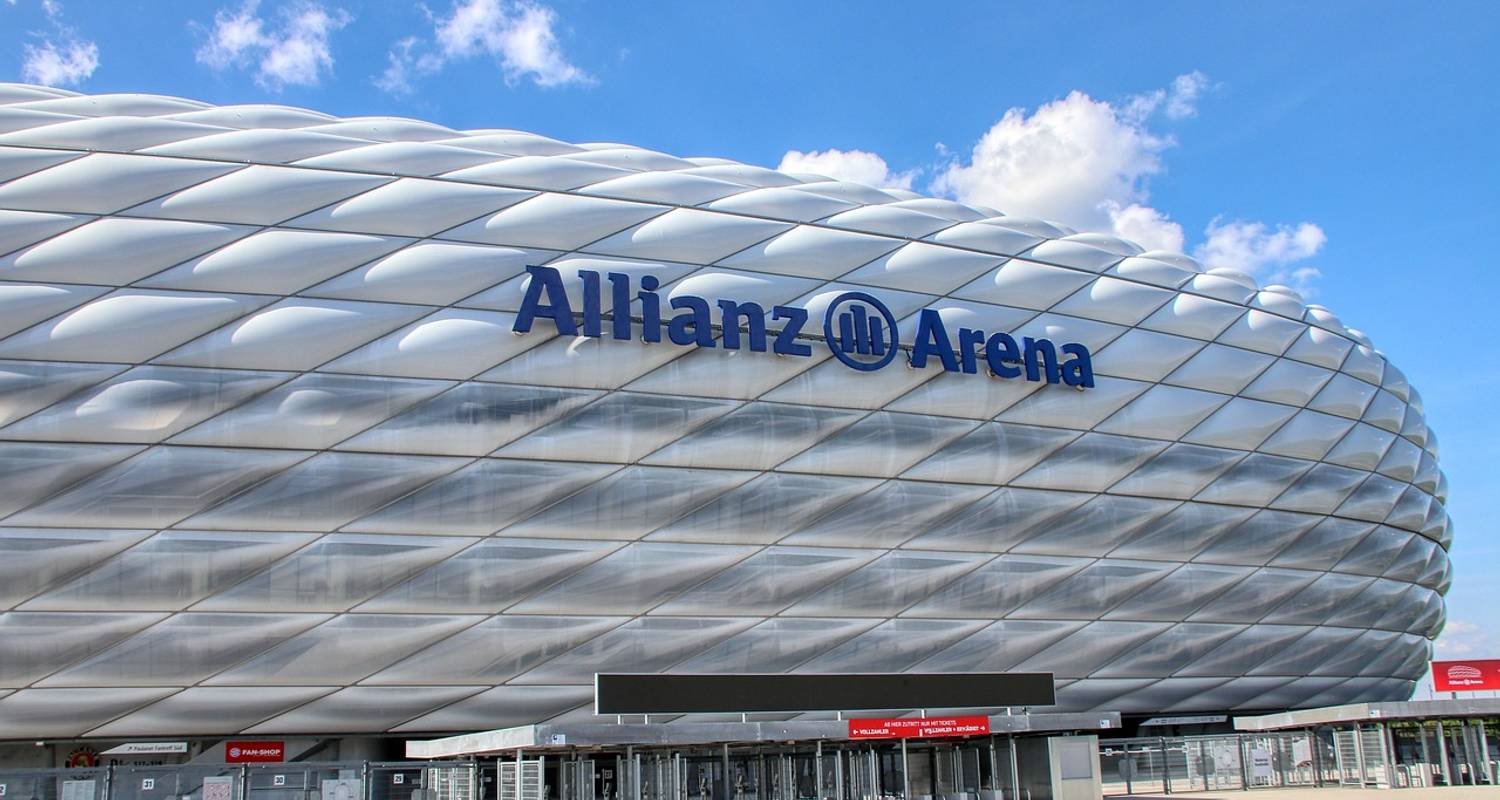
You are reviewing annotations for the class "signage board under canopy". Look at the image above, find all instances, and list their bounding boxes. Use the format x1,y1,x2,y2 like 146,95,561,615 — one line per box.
595,673,1055,715
848,716,990,740
224,741,285,763
100,742,188,756
1138,715,1228,727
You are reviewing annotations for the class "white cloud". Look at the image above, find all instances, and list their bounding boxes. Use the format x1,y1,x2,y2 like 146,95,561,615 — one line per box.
1165,71,1211,120
1435,620,1486,657
195,0,351,91
196,3,266,69
259,4,348,88
778,148,917,191
1121,70,1211,123
21,36,97,87
932,86,1181,246
1194,218,1327,293
375,36,418,96
915,72,1325,289
378,0,589,95
18,0,99,87
1106,201,1185,253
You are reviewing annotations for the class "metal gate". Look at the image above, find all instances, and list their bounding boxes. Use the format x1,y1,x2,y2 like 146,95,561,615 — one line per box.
559,760,597,800
498,759,544,800
1331,728,1387,786
1183,736,1243,792
428,766,477,800
0,768,110,800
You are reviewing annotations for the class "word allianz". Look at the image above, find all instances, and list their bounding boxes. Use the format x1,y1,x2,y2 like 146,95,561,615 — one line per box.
513,265,1095,388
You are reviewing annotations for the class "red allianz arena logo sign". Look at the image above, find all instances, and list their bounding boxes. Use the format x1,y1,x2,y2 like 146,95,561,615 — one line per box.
848,716,990,740
1432,659,1500,691
225,741,285,763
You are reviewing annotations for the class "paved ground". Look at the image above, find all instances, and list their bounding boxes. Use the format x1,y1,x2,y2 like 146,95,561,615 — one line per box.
1116,788,1499,800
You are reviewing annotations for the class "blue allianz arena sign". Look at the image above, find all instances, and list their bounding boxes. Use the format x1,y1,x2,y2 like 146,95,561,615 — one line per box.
513,265,1095,388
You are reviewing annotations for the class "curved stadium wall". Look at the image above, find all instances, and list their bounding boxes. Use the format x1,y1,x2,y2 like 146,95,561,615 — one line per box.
0,83,1451,739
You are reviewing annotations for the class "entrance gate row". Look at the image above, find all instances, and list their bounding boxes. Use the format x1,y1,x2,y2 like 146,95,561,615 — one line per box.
507,738,1031,800
0,738,1092,800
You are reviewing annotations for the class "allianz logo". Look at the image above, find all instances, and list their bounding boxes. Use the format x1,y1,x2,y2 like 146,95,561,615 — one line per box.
513,265,1095,388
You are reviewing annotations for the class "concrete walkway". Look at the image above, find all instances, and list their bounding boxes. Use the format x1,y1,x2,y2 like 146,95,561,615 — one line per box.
1118,788,1499,800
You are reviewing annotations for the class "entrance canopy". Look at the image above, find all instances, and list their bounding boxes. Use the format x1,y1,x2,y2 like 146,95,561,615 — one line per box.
406,712,1120,758
1234,698,1500,731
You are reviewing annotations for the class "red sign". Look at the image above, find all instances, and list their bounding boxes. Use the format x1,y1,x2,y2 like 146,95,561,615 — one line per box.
1433,660,1500,691
67,747,99,768
848,716,990,740
225,741,285,763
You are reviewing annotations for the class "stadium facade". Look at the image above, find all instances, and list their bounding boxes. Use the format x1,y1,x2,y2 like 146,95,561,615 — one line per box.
0,83,1451,748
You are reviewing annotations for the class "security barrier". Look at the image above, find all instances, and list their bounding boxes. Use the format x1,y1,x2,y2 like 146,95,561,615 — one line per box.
1100,727,1499,795
0,763,471,800
1100,731,1341,794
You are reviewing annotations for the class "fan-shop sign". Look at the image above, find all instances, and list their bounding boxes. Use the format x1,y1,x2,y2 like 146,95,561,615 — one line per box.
1433,659,1500,691
225,741,285,763
848,716,991,740
514,266,1095,388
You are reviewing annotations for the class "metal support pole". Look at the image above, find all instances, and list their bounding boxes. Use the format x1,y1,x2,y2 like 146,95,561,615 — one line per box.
1465,722,1481,786
1472,723,1483,785
1436,721,1453,786
1418,724,1432,787
722,744,731,800
624,749,633,800
948,741,960,792
1006,738,1019,800
1476,717,1488,786
815,742,824,800
900,740,910,800
1474,722,1489,786
987,737,999,798
1237,737,1250,791
1160,737,1171,794
834,746,844,800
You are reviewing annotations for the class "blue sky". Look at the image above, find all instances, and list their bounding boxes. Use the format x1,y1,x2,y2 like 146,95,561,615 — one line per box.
5,0,1499,690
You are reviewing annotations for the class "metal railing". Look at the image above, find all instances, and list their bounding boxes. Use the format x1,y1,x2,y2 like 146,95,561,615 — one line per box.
1100,731,1333,795
0,762,476,800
